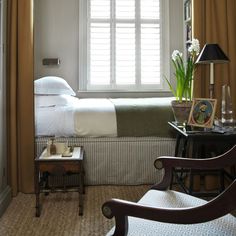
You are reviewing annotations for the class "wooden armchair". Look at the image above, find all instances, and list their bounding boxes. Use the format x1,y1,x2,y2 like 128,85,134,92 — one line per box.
102,145,236,236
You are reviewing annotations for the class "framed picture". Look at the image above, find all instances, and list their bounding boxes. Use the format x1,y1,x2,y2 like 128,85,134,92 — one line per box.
188,98,217,128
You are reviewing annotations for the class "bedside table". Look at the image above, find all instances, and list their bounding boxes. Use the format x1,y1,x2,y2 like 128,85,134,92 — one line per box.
168,121,236,196
34,146,85,217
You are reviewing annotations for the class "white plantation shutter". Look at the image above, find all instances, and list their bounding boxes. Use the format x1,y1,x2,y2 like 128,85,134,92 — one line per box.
79,0,169,91
90,23,110,85
90,0,110,19
141,0,160,19
115,0,135,85
89,0,111,85
141,24,160,84
116,0,135,19
116,23,135,85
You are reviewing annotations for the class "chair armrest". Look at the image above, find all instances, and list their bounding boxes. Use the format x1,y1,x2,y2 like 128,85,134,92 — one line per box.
153,145,236,190
102,179,236,236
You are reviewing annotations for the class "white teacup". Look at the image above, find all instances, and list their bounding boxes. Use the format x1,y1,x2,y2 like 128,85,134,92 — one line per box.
55,142,68,154
62,147,72,157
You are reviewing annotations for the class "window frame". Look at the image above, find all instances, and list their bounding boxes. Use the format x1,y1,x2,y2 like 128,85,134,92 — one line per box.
79,0,171,95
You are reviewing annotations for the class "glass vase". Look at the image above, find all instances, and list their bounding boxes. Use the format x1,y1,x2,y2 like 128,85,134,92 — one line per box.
221,85,234,128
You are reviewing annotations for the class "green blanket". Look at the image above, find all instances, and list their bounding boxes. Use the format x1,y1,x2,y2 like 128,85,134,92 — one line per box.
110,98,174,137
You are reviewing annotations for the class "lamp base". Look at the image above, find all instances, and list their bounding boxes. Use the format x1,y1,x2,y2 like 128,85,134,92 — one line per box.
209,84,214,98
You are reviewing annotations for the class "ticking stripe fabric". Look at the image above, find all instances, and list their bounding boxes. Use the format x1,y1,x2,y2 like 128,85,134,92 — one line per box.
35,136,175,185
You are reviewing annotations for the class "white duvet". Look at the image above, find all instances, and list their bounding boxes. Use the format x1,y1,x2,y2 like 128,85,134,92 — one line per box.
35,98,117,137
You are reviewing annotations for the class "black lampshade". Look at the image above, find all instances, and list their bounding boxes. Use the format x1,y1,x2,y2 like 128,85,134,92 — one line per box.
196,44,229,64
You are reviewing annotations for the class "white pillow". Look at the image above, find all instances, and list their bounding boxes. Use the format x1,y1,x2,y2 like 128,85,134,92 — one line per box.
34,76,76,96
35,94,79,107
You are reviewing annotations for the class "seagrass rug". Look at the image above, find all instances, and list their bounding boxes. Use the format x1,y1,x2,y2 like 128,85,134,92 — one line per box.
0,185,150,236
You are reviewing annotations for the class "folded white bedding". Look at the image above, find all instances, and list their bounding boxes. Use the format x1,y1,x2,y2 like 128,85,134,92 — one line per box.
35,106,76,136
35,98,117,137
73,99,117,137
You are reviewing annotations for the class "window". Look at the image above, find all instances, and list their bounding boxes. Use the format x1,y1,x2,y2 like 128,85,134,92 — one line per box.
79,0,170,92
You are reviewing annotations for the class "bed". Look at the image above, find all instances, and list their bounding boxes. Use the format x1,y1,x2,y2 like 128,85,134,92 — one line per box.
34,76,176,185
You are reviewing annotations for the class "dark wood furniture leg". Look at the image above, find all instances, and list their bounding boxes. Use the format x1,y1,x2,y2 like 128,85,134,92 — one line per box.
79,171,83,216
35,163,41,217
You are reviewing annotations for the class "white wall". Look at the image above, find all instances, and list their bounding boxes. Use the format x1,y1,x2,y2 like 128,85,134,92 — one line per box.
170,0,184,54
34,0,79,90
34,0,183,94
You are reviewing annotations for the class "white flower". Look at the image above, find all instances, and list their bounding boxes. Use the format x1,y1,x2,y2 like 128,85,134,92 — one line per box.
188,38,200,55
172,50,183,61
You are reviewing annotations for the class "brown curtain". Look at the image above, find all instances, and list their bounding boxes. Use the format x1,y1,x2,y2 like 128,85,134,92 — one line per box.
193,0,236,117
7,0,34,196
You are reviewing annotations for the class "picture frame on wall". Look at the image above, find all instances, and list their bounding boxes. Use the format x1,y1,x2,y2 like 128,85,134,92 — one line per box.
188,98,217,128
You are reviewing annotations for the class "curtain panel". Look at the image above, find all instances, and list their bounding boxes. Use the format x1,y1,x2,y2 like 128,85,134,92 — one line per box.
193,0,236,117
7,0,34,196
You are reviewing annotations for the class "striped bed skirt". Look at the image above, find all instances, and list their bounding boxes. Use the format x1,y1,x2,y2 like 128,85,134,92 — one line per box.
35,136,176,185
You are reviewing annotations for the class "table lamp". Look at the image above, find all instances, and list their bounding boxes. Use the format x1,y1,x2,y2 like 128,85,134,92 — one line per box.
195,44,229,98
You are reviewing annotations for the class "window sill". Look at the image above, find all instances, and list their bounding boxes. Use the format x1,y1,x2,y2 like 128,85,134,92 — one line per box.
77,90,173,98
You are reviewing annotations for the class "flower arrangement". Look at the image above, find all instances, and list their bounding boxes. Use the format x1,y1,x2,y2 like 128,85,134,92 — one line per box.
166,38,200,102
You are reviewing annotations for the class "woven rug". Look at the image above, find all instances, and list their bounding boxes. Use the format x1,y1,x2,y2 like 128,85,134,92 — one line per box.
0,185,150,236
